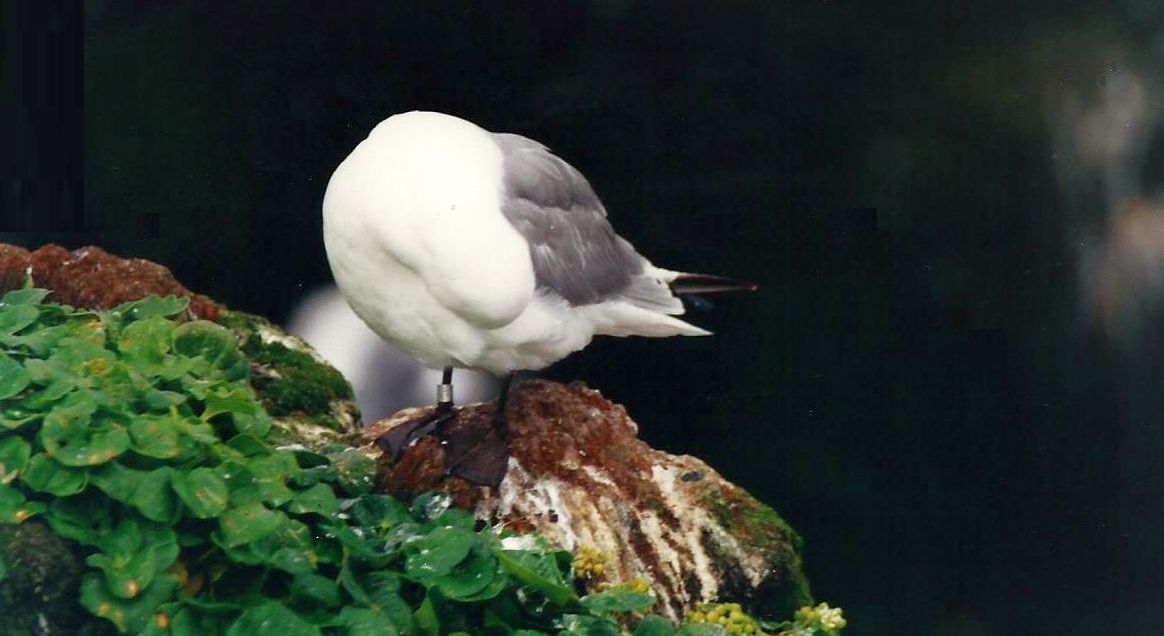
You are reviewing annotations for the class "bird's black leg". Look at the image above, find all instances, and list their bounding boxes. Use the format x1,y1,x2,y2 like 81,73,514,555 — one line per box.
375,367,457,460
443,373,514,488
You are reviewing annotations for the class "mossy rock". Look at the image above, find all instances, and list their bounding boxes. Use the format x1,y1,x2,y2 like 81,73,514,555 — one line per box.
215,308,361,439
705,487,814,620
0,521,86,635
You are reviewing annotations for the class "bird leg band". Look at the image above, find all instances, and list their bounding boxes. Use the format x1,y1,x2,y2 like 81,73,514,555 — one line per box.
437,382,454,407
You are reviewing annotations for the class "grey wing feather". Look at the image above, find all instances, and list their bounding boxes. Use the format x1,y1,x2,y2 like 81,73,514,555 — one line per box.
494,133,681,313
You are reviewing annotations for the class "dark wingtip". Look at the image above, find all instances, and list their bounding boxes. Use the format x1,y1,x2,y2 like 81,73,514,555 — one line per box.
669,273,758,295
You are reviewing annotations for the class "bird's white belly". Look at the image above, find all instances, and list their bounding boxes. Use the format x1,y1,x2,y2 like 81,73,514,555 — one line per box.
327,226,595,375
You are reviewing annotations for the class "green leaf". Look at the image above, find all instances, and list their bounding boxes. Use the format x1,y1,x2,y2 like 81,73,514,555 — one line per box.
21,375,75,410
47,337,115,374
267,546,315,575
173,320,247,380
129,467,181,523
40,392,130,466
219,501,285,547
178,416,219,444
343,568,414,632
331,606,400,636
22,453,87,495
0,304,38,336
225,601,321,636
202,387,271,438
291,463,335,489
327,447,378,496
44,495,112,545
80,572,180,634
90,462,143,503
0,407,38,430
559,615,622,636
448,568,508,602
246,452,299,505
405,526,478,578
436,507,477,530
581,588,657,616
285,482,340,517
350,494,412,532
9,319,100,358
0,355,31,400
142,388,186,411
118,316,174,363
0,483,44,523
0,435,31,484
433,549,498,600
290,571,342,608
117,295,190,320
129,413,183,458
171,466,228,518
252,515,315,558
322,521,393,566
362,569,404,599
635,615,677,636
1,288,51,306
86,517,179,599
226,433,270,456
494,547,577,608
171,607,232,636
414,593,440,636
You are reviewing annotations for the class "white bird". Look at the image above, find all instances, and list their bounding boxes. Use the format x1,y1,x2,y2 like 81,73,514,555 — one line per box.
322,111,752,484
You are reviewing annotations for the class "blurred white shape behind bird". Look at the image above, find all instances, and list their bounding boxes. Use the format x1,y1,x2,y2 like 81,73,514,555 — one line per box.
285,285,496,424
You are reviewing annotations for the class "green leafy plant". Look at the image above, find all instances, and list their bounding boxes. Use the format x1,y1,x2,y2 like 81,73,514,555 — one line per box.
0,289,843,635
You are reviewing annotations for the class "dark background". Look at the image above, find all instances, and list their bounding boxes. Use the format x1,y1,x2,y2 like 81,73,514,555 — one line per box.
4,0,1163,632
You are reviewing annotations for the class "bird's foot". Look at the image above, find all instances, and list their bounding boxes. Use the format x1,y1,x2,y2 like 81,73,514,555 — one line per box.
440,402,511,488
375,402,456,461
376,401,511,488
442,421,510,488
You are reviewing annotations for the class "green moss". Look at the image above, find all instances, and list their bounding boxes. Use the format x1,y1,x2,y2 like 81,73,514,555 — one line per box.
215,309,359,433
705,487,814,619
246,340,350,415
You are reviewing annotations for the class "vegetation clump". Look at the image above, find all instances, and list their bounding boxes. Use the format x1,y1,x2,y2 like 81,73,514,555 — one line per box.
0,289,845,635
216,308,357,432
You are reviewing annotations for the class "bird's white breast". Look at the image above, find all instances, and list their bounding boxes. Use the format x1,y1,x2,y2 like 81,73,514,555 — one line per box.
323,111,544,371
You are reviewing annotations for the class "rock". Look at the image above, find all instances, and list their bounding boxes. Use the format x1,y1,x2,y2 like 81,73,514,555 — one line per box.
363,380,813,622
0,244,219,320
0,521,86,635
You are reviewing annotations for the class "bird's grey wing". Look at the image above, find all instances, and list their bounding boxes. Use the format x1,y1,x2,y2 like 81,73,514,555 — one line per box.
495,132,678,312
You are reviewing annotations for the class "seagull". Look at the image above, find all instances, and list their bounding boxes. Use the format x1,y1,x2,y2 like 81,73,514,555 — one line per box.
322,111,753,486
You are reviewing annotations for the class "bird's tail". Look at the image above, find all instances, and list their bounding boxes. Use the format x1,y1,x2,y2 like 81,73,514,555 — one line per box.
667,272,758,295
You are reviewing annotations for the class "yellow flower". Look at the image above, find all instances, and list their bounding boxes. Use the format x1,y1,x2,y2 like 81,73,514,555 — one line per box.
573,545,610,582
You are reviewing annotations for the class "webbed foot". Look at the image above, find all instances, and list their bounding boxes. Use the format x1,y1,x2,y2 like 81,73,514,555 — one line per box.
375,402,457,460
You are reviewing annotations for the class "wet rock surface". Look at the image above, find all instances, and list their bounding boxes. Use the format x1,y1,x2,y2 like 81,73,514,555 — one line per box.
363,380,813,621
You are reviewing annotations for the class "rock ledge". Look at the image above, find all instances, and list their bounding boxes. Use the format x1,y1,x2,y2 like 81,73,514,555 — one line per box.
364,380,812,621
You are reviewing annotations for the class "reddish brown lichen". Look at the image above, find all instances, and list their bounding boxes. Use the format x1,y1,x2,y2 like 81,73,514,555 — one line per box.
0,244,219,320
